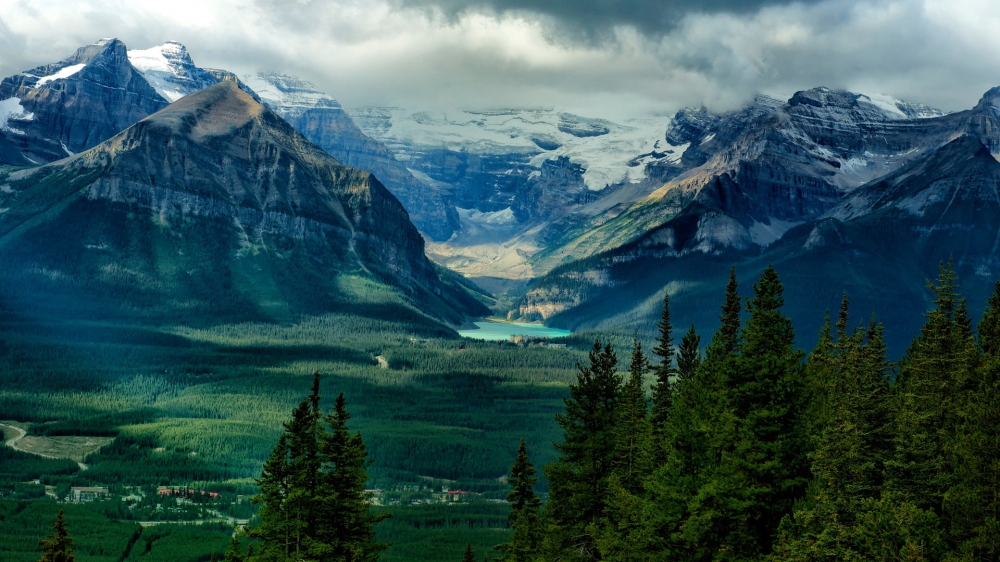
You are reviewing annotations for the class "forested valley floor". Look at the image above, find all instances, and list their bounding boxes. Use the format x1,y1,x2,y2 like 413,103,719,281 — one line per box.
3,263,999,562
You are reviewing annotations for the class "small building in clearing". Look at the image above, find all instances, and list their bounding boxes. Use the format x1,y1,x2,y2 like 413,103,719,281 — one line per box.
71,487,110,503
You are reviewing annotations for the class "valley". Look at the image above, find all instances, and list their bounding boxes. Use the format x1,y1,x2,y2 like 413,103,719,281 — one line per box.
0,28,999,562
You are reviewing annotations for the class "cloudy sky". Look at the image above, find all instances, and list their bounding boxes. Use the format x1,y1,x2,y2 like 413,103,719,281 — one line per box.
0,0,998,118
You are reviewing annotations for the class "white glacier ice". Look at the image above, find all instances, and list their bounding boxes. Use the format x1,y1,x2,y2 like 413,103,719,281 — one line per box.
0,97,33,135
34,64,86,88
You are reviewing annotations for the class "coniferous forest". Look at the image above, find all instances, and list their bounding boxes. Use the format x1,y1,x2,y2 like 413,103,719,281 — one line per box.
3,262,999,562
488,262,999,562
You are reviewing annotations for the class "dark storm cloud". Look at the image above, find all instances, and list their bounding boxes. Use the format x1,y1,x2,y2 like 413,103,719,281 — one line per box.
394,0,828,36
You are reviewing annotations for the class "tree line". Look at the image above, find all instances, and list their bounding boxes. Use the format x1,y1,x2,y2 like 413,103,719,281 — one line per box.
490,263,999,562
29,262,998,561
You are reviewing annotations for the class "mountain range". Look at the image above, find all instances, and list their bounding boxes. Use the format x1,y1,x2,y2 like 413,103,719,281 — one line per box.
0,79,486,328
5,37,1000,352
517,87,1000,353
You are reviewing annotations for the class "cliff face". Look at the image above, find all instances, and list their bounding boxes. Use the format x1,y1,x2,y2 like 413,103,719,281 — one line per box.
242,73,459,241
0,38,168,164
0,81,486,325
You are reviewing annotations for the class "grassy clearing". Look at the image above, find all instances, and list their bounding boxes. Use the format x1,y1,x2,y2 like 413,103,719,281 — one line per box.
13,435,113,462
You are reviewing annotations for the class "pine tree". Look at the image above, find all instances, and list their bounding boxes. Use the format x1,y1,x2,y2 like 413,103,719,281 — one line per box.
463,544,477,562
638,272,742,562
718,267,742,354
543,341,620,561
595,337,655,561
651,293,676,429
886,262,978,514
771,301,893,561
315,393,390,561
685,265,808,559
249,373,388,562
675,325,701,384
495,439,542,562
224,533,244,562
944,280,1000,560
38,509,74,562
614,335,652,495
251,432,293,560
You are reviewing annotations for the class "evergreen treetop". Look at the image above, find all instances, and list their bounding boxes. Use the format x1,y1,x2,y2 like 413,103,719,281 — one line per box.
675,325,701,385
38,509,75,562
248,372,388,562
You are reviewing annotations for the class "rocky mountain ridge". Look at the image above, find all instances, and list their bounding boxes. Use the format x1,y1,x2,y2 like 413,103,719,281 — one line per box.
0,38,168,165
0,81,485,325
0,38,451,241
514,119,1000,354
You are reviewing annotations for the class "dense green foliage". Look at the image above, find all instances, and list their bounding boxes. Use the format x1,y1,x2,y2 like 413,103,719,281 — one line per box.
0,443,79,492
38,509,76,562
494,439,542,562
520,262,1000,562
247,373,388,561
376,504,509,562
5,247,1000,561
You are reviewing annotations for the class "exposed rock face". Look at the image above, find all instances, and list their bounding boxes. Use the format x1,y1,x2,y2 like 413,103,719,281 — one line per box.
2,39,449,244
350,107,685,278
514,86,1000,348
542,87,972,270
0,82,485,324
127,41,219,102
238,73,458,241
0,38,168,164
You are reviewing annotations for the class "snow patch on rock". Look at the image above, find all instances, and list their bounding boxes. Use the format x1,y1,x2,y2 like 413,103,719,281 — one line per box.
128,42,220,102
34,64,86,88
0,97,32,135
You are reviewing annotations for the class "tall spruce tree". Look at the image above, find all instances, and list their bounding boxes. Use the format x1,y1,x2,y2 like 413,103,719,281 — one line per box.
636,274,742,562
317,393,391,561
771,300,893,561
614,335,652,495
944,280,1000,560
543,341,620,561
249,373,387,562
651,293,677,430
886,262,978,514
224,533,244,562
685,265,808,560
496,439,543,562
38,509,75,562
676,325,701,384
463,544,477,562
595,337,655,561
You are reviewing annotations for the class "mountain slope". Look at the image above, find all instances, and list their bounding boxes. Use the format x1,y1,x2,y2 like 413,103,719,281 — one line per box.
0,81,486,326
349,107,684,279
239,73,458,241
525,89,962,272
0,38,168,165
516,134,1000,355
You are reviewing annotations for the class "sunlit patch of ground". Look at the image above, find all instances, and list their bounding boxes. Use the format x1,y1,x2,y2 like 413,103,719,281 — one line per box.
13,435,112,463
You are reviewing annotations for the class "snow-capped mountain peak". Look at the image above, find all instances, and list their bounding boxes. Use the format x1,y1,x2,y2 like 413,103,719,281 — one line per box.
127,41,219,102
238,73,341,116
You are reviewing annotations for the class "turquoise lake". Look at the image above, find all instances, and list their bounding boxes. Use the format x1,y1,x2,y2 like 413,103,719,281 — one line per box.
457,320,573,341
